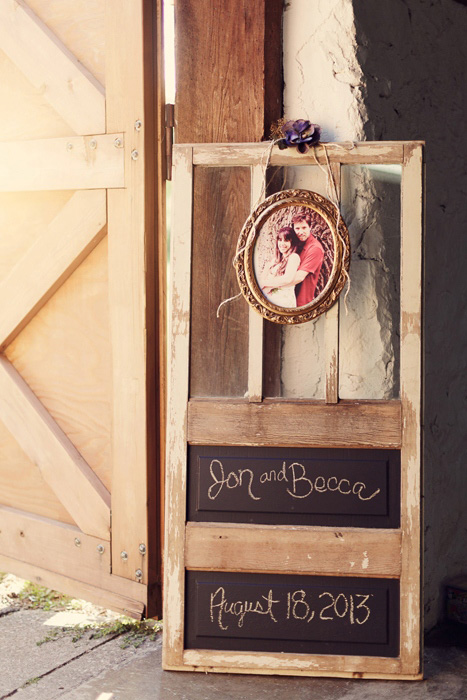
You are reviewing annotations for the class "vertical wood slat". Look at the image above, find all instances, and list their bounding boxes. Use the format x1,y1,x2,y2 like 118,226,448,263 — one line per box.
189,166,250,398
324,163,341,404
163,146,194,668
399,144,423,675
106,0,150,582
175,0,283,143
248,309,263,402
144,0,166,616
324,304,339,403
248,165,265,402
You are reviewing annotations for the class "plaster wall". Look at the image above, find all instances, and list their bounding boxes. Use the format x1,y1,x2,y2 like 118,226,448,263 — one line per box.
283,0,467,629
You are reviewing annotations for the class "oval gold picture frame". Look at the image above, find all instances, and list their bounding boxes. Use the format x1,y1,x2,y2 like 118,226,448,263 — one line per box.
235,189,351,324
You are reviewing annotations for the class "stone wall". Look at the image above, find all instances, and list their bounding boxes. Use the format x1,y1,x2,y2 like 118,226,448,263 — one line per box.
284,0,467,629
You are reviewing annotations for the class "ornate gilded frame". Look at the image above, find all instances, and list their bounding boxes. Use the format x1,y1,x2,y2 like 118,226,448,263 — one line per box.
235,189,350,324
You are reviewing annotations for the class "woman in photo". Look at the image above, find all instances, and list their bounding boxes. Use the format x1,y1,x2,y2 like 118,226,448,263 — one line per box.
261,226,301,308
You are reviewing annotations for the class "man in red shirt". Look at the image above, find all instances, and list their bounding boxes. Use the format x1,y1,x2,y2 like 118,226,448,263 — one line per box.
291,213,324,306
260,212,324,307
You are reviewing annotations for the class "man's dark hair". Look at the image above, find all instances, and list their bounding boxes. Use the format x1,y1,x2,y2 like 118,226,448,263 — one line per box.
292,212,312,227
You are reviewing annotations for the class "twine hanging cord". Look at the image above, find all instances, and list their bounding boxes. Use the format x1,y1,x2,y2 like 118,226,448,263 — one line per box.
216,140,353,318
310,143,352,314
216,138,279,317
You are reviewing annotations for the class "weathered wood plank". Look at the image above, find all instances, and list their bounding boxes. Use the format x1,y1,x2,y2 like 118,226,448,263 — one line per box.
399,143,423,676
188,399,402,448
0,357,110,539
0,135,124,191
185,523,401,577
181,650,405,677
0,0,105,134
190,142,409,167
0,190,106,349
163,146,193,668
189,166,250,398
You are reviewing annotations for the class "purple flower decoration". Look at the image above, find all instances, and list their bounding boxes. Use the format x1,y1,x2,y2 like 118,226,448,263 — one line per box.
278,119,321,153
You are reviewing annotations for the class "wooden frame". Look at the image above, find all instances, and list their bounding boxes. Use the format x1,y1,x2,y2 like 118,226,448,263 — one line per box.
235,188,350,324
164,141,424,678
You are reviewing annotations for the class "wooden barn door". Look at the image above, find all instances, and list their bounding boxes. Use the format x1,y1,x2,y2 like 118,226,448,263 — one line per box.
0,0,164,617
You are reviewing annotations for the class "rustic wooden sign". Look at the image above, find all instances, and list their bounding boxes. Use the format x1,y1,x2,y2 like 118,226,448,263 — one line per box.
188,446,400,527
185,571,400,658
164,141,423,680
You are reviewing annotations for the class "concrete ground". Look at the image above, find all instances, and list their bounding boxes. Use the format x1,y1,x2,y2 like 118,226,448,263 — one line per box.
1,576,467,699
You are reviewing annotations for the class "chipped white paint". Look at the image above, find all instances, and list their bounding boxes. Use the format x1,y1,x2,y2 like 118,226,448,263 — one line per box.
163,146,194,667
361,551,369,570
191,142,404,167
247,165,265,402
183,649,403,676
399,144,422,672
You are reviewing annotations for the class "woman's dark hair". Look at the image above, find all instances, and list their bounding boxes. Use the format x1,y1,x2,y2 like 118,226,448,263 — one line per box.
270,226,300,275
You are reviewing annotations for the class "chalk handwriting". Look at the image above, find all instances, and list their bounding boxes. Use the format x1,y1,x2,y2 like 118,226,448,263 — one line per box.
209,586,374,630
208,460,260,501
210,586,279,630
207,459,380,503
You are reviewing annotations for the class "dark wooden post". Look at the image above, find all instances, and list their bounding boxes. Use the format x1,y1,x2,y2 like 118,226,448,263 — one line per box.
175,0,283,143
174,0,283,397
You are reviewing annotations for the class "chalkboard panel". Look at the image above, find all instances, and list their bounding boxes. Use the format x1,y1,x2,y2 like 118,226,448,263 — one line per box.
185,571,400,657
188,446,400,527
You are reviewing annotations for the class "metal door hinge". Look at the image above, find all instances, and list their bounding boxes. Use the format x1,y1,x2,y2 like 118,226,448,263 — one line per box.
165,103,175,181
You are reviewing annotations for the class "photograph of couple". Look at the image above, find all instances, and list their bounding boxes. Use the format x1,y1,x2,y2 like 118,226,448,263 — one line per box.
254,206,334,310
